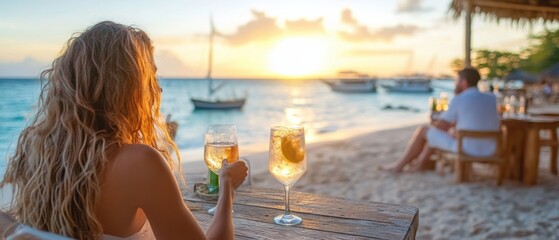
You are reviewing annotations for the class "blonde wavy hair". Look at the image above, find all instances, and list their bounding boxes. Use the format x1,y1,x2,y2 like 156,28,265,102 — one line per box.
1,21,180,239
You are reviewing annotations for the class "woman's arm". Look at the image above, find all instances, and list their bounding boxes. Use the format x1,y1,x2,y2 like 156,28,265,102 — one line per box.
206,160,248,240
124,145,247,240
130,146,207,239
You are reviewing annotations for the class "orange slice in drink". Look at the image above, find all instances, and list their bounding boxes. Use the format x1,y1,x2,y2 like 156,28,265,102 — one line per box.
281,136,305,163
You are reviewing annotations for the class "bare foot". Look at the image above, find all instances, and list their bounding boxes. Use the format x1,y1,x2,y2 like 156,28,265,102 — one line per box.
378,162,404,173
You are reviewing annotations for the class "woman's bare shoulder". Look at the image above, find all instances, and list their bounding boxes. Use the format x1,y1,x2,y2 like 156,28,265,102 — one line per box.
107,144,173,187
104,144,184,212
112,144,167,167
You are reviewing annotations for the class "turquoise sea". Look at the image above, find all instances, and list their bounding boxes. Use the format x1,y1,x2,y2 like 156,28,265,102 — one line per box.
0,78,454,174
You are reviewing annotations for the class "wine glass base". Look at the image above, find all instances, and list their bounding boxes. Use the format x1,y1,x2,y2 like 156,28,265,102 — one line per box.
274,214,302,226
208,206,217,215
208,206,235,215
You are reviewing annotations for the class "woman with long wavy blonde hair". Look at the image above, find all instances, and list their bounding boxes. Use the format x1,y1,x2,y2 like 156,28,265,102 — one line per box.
1,21,247,240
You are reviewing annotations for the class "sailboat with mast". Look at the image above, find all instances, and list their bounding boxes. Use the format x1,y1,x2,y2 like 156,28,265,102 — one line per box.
190,17,247,110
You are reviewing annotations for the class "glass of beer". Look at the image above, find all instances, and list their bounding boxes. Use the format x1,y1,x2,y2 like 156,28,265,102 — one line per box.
204,124,239,214
429,97,439,121
518,96,526,116
269,126,307,226
438,92,449,111
509,95,518,115
429,97,437,112
503,96,511,118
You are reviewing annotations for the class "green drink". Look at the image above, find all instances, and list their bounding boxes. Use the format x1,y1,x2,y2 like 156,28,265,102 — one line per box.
207,169,219,194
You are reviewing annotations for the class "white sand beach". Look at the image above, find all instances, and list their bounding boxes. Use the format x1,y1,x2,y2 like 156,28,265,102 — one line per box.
183,109,559,239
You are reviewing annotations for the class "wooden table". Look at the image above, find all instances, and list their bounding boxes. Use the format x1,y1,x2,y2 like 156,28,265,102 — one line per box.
501,115,559,185
183,184,419,239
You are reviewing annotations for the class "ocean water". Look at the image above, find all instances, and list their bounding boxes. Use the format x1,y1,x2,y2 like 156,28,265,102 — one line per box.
0,78,454,172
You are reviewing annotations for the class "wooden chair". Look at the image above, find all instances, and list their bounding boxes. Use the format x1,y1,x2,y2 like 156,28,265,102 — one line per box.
165,114,179,139
166,121,179,139
435,130,509,185
530,113,559,175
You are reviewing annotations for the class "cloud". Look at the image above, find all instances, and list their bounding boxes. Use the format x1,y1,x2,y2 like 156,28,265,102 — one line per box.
338,9,422,42
373,24,422,41
396,0,431,13
0,57,49,77
341,9,358,25
154,50,189,77
219,10,325,45
284,18,325,35
220,10,282,46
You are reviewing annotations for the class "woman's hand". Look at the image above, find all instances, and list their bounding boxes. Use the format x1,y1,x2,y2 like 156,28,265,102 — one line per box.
219,160,248,191
207,160,247,240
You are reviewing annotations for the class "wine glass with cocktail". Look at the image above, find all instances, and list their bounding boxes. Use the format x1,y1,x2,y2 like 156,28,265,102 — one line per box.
268,126,307,226
204,124,239,215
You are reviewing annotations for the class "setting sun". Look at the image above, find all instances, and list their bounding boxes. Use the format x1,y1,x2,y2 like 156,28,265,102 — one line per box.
267,37,328,77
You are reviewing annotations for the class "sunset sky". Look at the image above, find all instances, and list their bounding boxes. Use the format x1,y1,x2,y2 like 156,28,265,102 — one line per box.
0,0,554,78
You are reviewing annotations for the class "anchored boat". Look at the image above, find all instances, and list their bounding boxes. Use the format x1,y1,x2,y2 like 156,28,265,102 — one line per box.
322,71,377,93
191,17,247,110
381,77,433,93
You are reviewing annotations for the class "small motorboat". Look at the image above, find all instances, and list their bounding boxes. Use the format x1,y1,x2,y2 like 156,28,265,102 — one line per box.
322,71,377,93
381,78,433,93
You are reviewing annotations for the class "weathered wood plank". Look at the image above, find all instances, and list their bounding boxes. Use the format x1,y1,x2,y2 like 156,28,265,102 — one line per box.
186,199,405,239
184,177,419,240
189,201,369,240
185,187,418,226
404,210,419,240
236,188,417,221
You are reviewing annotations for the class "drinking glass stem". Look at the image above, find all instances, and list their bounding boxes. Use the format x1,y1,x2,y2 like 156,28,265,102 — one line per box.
284,185,291,216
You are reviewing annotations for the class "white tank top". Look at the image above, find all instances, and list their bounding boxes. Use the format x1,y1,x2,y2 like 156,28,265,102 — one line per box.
103,220,156,240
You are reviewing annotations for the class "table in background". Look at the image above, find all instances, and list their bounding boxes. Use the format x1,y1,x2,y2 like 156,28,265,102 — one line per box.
501,115,559,185
183,179,419,240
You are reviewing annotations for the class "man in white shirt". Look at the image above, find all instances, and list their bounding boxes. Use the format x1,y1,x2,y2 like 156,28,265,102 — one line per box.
380,68,499,172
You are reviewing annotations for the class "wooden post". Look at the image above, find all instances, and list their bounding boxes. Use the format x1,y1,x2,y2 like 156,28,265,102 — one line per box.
465,0,472,67
523,127,539,185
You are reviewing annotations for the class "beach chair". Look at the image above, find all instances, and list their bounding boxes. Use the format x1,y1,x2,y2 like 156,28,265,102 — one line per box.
165,114,179,139
435,130,509,185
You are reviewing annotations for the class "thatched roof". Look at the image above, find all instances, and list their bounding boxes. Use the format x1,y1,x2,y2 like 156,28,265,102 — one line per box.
451,0,559,23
